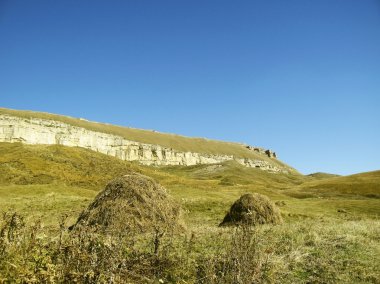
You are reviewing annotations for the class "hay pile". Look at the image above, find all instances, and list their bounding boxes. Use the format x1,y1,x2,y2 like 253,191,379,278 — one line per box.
220,193,282,226
71,173,183,235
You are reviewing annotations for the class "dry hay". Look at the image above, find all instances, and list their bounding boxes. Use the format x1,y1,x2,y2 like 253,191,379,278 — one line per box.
71,173,183,235
220,193,282,226
275,200,286,207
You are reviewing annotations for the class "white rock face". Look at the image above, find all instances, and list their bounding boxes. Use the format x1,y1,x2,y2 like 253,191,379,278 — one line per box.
0,114,289,173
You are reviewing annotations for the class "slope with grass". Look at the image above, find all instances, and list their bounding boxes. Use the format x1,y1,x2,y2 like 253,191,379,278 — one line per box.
0,142,134,189
0,142,379,226
0,110,378,283
0,107,295,172
0,142,379,282
286,170,380,199
307,172,341,180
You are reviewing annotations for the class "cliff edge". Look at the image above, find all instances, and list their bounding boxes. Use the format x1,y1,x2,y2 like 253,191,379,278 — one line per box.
0,108,295,173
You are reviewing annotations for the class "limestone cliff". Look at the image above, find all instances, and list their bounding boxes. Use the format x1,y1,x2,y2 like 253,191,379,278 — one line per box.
0,114,290,173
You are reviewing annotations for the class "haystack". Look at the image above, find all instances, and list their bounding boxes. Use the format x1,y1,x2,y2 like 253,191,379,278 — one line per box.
220,193,282,226
71,173,183,235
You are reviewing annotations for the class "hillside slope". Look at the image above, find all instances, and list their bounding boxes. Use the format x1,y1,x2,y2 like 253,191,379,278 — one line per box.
0,142,301,190
0,142,134,189
307,172,341,180
288,171,380,198
0,142,379,225
0,107,293,171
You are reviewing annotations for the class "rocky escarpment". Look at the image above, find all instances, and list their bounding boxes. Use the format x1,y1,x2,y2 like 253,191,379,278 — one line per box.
0,114,290,173
245,145,277,158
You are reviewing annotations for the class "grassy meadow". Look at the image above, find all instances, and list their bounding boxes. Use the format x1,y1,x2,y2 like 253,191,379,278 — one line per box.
0,142,379,283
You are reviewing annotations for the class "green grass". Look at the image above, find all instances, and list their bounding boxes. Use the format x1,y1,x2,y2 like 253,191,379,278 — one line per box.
0,184,95,227
286,170,380,199
0,142,379,227
0,107,293,170
0,142,379,282
0,142,135,189
1,207,379,283
307,172,341,179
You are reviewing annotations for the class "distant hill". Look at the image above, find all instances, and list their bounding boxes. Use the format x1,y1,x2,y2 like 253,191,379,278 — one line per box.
291,170,380,198
307,172,341,180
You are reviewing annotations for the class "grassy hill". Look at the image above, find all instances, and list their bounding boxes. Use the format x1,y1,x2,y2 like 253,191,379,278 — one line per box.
0,143,302,224
307,172,341,179
0,142,379,282
0,142,135,189
0,107,293,170
288,171,380,199
0,142,379,225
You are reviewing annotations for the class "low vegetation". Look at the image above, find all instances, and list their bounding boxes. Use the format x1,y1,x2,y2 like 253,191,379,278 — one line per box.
1,212,379,283
0,142,379,283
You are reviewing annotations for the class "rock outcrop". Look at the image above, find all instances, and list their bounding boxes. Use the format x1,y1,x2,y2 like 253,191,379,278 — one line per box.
246,145,277,158
0,114,290,173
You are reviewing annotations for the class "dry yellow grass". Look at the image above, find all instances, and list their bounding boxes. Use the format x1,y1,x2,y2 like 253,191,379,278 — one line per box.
219,193,283,226
0,142,379,282
72,173,184,235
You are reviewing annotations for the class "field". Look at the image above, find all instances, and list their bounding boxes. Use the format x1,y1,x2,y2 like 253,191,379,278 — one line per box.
0,143,379,283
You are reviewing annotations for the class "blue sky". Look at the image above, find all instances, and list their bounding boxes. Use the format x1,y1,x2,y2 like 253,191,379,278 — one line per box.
1,0,379,175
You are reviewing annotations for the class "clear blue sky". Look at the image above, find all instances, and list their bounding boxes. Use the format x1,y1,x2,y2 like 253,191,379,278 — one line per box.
1,0,379,175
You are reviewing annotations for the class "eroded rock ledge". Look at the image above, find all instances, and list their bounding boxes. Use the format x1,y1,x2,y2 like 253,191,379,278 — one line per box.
0,114,289,173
